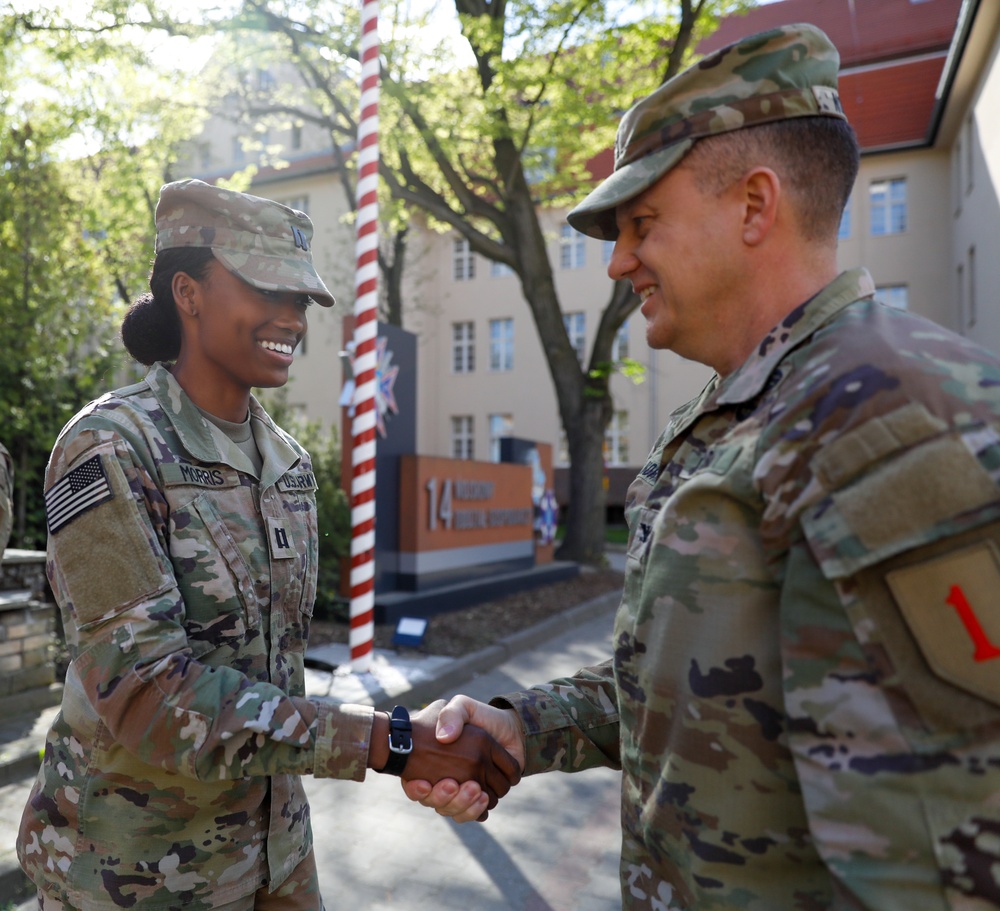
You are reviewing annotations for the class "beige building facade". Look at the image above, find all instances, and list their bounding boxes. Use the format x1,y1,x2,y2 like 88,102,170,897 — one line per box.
180,0,1000,511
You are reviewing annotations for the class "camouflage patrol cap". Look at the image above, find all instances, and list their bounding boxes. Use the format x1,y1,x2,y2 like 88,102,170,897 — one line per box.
155,178,336,307
567,23,848,240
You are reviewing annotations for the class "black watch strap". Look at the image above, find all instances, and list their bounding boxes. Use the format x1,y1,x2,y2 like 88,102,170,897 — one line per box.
380,705,413,776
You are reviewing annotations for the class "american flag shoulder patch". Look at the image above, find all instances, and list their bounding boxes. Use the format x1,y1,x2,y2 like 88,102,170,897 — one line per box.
45,454,114,534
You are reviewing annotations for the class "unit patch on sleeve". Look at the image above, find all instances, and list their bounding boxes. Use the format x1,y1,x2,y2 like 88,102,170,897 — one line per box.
45,454,114,534
886,541,1000,707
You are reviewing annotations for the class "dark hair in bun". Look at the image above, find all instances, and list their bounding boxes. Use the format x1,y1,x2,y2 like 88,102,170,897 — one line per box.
120,247,215,365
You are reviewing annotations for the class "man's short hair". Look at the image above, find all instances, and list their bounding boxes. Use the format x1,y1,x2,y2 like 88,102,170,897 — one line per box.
684,116,860,242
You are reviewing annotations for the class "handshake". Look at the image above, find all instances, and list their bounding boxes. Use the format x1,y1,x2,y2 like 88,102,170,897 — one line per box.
371,696,525,822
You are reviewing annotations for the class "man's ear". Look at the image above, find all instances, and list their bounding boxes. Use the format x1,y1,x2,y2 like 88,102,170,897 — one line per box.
172,271,200,318
740,167,780,246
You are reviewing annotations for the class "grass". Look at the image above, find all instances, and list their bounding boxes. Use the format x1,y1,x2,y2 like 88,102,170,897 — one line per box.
553,523,630,546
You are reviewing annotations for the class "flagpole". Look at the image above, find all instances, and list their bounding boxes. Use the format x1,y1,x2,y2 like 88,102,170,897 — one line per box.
349,0,380,672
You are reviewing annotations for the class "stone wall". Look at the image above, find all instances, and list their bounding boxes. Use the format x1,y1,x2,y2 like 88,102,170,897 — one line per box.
0,549,58,700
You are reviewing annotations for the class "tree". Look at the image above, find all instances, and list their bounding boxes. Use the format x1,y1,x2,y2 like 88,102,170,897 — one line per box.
218,0,751,564
0,2,209,547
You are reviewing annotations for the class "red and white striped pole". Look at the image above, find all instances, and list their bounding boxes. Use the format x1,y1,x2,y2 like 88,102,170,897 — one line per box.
349,0,380,673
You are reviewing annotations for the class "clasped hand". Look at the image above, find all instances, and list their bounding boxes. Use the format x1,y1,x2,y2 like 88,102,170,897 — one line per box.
403,697,526,823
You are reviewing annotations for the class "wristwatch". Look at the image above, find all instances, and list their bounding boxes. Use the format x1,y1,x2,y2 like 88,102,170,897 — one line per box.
380,705,413,776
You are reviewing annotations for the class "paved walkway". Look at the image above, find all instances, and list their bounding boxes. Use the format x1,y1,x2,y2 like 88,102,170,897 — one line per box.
307,600,623,911
0,577,625,910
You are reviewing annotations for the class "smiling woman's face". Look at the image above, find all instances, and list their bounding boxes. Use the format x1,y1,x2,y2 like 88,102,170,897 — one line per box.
171,258,312,419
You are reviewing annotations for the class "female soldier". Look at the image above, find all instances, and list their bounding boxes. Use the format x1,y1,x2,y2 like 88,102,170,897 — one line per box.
17,179,518,911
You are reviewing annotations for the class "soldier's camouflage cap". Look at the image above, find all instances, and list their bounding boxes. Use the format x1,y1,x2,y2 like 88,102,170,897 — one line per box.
155,178,336,307
567,23,848,240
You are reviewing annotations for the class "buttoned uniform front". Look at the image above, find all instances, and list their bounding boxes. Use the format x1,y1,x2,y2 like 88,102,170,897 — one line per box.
18,363,374,911
494,269,1000,910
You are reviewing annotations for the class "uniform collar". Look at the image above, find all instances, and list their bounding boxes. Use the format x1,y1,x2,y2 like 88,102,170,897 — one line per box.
713,268,876,406
146,362,301,486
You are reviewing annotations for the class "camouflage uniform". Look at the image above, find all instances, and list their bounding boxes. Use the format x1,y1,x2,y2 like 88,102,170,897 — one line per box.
495,268,1000,909
0,441,12,552
18,363,373,910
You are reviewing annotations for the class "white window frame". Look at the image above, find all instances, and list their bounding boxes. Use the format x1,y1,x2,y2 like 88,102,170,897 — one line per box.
452,321,475,374
604,411,629,466
489,318,514,372
559,225,586,270
453,237,476,281
870,177,907,236
451,416,474,460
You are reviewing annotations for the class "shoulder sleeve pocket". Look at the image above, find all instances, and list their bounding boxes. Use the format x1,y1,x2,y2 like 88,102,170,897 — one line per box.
802,428,1000,579
50,444,168,625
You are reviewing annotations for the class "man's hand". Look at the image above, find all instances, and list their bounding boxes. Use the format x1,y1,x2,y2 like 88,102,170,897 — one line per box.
401,696,526,823
384,701,521,821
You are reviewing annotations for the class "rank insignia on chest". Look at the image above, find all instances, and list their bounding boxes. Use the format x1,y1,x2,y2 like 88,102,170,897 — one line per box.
267,516,296,560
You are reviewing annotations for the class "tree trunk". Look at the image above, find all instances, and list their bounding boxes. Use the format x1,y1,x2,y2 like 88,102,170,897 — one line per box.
556,393,611,565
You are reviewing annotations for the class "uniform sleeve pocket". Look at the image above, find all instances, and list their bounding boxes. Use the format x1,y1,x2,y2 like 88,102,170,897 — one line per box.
802,429,1000,579
52,445,168,625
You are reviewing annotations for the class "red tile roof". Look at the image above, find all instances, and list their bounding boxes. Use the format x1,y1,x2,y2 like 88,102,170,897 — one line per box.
698,0,962,66
586,0,963,179
839,54,948,148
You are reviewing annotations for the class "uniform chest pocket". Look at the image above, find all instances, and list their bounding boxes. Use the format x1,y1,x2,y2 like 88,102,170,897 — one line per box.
169,492,257,655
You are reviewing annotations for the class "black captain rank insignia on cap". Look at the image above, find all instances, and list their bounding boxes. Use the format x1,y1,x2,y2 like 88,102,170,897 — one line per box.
291,225,309,251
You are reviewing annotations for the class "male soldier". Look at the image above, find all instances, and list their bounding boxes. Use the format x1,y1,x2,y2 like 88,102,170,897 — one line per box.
0,441,13,553
406,23,1000,910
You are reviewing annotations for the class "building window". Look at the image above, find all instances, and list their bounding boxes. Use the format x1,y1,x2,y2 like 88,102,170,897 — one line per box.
232,136,246,165
489,318,513,372
564,311,586,364
278,195,309,215
490,260,514,278
838,194,851,240
452,416,474,460
558,432,569,466
452,321,475,374
489,414,513,462
876,284,908,310
559,225,586,269
602,240,614,265
611,319,629,361
870,178,907,236
604,411,629,466
453,237,475,281
197,142,212,170
292,124,303,150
